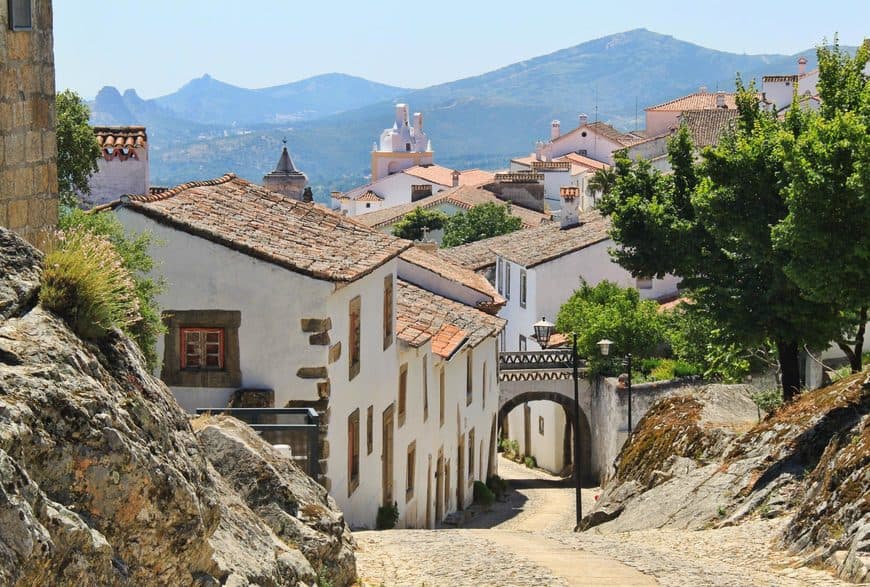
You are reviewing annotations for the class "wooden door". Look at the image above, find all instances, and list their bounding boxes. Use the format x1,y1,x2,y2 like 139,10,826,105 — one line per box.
435,448,444,524
382,404,394,506
457,433,465,509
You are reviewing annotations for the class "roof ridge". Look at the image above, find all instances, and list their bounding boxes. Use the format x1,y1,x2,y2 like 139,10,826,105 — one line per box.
128,173,238,203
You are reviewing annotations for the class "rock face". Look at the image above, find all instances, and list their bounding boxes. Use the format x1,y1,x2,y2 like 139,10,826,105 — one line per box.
0,228,356,585
581,376,869,583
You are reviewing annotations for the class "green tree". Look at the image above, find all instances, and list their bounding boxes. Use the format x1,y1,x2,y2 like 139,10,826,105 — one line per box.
587,167,618,197
600,84,841,401
441,202,522,247
59,208,165,370
391,207,448,240
555,281,665,374
55,90,101,207
773,40,870,373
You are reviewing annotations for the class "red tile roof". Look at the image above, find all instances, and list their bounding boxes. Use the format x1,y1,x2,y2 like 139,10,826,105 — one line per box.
93,126,147,149
355,190,384,202
679,109,739,147
396,280,505,358
114,174,411,283
646,91,737,112
403,165,495,187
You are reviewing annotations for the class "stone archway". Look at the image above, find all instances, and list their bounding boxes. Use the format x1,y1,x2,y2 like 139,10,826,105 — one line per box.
497,391,592,484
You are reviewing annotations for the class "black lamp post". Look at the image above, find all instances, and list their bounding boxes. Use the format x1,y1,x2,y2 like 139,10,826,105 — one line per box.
532,317,583,529
597,339,633,433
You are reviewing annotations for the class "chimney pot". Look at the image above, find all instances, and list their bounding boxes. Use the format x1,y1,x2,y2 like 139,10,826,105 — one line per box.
559,186,581,229
798,56,807,75
716,90,726,108
451,170,460,187
578,113,588,126
551,120,561,140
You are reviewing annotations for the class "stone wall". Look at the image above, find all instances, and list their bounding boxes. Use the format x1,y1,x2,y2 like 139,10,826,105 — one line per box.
0,0,58,249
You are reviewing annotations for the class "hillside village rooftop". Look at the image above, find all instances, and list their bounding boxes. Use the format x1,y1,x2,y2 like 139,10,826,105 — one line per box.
399,246,505,311
102,174,411,282
645,90,737,111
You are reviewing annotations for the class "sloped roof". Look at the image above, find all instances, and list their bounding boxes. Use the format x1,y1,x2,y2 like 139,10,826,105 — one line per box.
93,126,147,149
646,91,737,112
355,190,384,202
403,165,495,187
585,121,645,146
489,209,611,268
434,230,523,271
354,184,551,230
559,153,610,171
396,280,505,358
113,174,410,283
679,109,739,147
399,246,505,312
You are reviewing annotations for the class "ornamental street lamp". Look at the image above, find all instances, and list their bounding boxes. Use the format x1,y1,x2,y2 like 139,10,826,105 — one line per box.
597,339,633,433
533,317,555,348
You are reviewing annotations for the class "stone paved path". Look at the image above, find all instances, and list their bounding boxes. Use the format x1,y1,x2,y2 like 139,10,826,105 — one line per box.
354,457,846,586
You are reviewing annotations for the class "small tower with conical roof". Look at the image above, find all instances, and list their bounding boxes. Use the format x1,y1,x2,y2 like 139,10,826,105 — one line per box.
263,139,308,200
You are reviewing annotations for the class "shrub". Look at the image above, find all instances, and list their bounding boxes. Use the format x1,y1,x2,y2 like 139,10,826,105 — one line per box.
391,207,448,241
649,359,677,381
498,437,520,461
673,360,701,378
486,475,509,500
751,388,784,414
60,208,165,370
523,455,537,469
473,480,495,509
40,229,141,340
375,501,399,530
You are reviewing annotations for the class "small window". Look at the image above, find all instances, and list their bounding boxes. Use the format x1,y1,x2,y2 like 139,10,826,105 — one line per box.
519,335,527,352
349,296,361,380
366,202,371,208
8,0,32,31
466,351,473,406
398,363,408,426
348,409,360,496
539,416,545,435
468,429,475,481
383,276,394,350
366,405,373,455
405,142,411,152
406,441,416,501
482,362,487,409
180,328,224,370
439,367,445,427
422,355,429,422
636,276,653,290
504,263,511,299
519,269,527,308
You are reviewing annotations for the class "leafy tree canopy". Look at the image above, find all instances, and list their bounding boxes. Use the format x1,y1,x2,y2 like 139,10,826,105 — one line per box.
441,202,522,248
391,207,448,241
555,280,665,374
56,90,100,207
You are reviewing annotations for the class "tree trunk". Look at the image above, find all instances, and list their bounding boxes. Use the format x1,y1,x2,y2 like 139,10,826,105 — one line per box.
835,306,867,373
777,339,801,402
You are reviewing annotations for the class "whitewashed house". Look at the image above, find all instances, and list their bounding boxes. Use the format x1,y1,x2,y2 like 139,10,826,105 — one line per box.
509,152,610,211
109,173,503,528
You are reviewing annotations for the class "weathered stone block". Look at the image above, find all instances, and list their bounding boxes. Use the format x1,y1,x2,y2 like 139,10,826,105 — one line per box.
296,366,328,380
25,131,41,164
300,317,331,333
309,331,330,345
328,342,342,363
320,440,330,459
5,133,23,166
7,199,28,229
227,388,275,409
317,380,331,399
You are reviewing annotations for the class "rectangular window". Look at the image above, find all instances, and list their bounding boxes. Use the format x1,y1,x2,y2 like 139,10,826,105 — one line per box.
636,276,653,290
366,405,373,455
406,441,416,501
383,275,394,349
180,328,224,370
349,296,361,380
348,409,360,496
482,362,487,409
466,351,473,406
497,258,503,294
539,416,545,435
519,334,527,352
422,355,429,422
398,363,408,426
439,367,445,427
468,429,475,481
505,263,511,299
8,0,32,31
519,270,527,308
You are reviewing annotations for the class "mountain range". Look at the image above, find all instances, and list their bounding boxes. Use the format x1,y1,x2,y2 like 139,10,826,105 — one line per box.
88,29,827,201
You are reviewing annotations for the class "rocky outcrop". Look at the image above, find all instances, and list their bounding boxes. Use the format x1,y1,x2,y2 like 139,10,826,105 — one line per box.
581,375,869,583
0,227,355,585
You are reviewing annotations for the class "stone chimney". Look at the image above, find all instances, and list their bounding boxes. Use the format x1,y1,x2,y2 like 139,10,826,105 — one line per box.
716,90,726,109
451,170,460,187
414,112,423,131
550,120,561,140
578,113,588,126
798,56,807,75
411,184,433,201
559,186,580,229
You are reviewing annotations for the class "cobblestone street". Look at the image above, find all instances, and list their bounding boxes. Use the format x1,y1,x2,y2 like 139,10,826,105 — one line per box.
354,456,848,586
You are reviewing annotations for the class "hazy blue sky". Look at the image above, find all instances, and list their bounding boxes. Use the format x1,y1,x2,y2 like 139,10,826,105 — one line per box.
54,0,868,99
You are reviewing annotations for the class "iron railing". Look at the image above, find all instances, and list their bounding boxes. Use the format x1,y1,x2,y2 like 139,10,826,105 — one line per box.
195,407,320,478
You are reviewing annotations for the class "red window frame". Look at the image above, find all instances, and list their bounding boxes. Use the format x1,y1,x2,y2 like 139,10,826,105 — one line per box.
180,327,225,370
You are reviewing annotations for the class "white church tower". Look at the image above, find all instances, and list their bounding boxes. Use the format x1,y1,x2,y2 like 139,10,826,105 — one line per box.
370,103,433,181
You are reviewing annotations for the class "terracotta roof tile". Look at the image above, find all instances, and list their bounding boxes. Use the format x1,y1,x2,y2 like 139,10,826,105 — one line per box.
584,121,646,147
558,153,610,171
355,190,384,202
396,280,505,357
399,246,505,312
93,126,147,149
679,109,739,147
434,230,521,271
646,92,737,112
403,165,495,187
118,174,410,282
489,209,611,268
355,185,551,230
